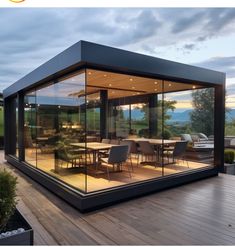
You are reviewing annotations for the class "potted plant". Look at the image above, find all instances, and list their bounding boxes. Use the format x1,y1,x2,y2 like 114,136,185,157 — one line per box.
224,150,235,175
0,169,33,245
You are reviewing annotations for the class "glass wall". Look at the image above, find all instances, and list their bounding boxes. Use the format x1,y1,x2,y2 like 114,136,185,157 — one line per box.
22,68,215,194
24,70,87,192
24,90,37,165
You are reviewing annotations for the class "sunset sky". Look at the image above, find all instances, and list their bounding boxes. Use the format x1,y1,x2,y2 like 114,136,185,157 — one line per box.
0,8,235,108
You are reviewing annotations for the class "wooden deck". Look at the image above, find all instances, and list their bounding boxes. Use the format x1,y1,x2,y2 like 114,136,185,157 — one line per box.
1,151,235,245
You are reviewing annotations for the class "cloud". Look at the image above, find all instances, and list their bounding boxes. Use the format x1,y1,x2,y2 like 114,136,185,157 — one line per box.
183,44,196,50
193,56,235,77
1,8,235,92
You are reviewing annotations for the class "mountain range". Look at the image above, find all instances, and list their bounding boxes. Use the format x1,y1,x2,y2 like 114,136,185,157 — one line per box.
127,108,235,123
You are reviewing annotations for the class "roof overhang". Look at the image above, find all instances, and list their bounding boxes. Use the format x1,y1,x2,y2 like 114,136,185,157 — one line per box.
3,40,226,98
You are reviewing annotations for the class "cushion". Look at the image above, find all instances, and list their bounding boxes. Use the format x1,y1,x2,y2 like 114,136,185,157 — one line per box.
191,134,200,142
181,134,193,143
198,133,208,140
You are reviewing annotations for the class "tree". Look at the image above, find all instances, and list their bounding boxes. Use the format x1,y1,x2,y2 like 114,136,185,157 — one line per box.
135,99,177,137
190,88,214,136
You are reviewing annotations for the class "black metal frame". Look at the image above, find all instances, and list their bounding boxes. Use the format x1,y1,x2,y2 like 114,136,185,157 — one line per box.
3,41,225,212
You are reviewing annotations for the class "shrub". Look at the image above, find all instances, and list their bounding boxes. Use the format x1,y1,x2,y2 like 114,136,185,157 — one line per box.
0,169,18,231
162,129,172,139
224,150,235,164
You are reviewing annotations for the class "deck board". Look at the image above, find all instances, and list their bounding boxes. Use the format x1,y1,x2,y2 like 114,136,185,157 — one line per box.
1,151,235,245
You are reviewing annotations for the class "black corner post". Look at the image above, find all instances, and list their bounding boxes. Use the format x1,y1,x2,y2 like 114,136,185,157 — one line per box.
18,92,25,162
4,97,13,155
100,90,108,139
149,94,158,138
214,83,225,172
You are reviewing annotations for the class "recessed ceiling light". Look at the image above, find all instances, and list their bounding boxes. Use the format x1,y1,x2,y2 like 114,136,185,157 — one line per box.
112,91,115,94
88,72,92,75
154,81,158,85
169,83,172,87
132,86,135,89
130,78,133,82
192,85,196,89
154,88,158,91
109,83,112,87
137,92,140,95
104,74,107,77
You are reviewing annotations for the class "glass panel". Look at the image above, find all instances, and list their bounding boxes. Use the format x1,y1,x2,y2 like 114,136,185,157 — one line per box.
131,103,149,138
86,92,100,142
162,84,214,177
35,71,86,193
86,69,166,192
24,90,37,165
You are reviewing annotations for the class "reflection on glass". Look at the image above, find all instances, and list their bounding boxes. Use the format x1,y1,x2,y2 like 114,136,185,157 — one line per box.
86,92,100,142
24,90,37,165
24,71,87,193
162,87,214,178
131,103,149,138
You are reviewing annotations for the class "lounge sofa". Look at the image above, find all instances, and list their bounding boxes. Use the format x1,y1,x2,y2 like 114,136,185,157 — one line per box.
180,133,214,161
181,133,214,144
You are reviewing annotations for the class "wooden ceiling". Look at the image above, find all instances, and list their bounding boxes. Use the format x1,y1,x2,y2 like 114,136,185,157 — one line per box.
86,69,202,99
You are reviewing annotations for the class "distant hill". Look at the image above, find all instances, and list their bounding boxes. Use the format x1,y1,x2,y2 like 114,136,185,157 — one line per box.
123,108,235,123
167,110,191,123
226,109,235,122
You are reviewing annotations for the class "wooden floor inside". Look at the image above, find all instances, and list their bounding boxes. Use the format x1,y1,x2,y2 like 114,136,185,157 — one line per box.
1,151,235,245
25,149,211,192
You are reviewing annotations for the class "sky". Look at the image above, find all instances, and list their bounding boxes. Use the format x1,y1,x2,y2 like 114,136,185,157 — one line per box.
1,8,235,108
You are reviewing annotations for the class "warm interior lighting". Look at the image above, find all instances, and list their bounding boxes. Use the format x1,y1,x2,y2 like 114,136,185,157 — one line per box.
154,81,158,85
109,83,112,87
192,85,196,89
9,0,25,3
130,78,133,81
132,86,135,89
169,83,172,87
88,72,92,75
104,74,107,77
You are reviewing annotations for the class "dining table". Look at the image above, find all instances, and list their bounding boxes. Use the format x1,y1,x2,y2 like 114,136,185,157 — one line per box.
70,142,118,169
124,138,176,145
124,138,177,162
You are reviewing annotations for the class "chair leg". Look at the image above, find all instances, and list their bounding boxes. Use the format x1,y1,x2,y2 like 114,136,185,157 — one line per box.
137,154,139,166
107,166,110,181
127,163,132,178
129,155,134,171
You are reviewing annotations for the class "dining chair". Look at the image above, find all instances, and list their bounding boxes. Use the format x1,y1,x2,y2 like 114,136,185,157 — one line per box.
163,141,188,167
110,139,120,145
120,140,140,169
101,139,110,144
138,141,158,167
120,140,133,171
99,145,130,181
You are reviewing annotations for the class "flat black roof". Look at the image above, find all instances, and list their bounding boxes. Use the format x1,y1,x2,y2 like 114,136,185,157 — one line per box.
3,40,225,98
